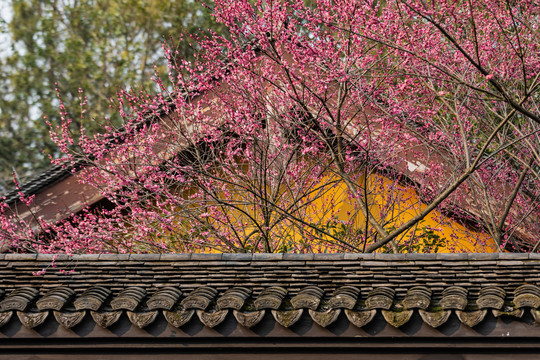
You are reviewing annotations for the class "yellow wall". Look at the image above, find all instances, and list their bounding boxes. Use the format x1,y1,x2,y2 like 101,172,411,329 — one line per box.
307,173,498,253
161,169,498,253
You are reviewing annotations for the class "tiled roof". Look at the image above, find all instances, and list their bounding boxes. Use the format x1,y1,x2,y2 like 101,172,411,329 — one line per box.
1,99,173,205
1,253,540,333
1,158,86,204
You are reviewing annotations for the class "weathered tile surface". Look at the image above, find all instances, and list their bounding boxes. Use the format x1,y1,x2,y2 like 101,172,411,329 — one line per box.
0,253,538,332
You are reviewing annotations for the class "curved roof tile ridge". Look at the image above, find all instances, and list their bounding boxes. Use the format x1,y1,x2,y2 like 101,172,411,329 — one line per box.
1,251,540,346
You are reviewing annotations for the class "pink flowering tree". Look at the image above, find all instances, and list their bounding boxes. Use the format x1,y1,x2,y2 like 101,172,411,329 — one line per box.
1,0,540,254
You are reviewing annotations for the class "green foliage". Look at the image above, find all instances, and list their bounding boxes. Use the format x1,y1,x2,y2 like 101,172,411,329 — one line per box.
0,0,225,191
382,222,445,253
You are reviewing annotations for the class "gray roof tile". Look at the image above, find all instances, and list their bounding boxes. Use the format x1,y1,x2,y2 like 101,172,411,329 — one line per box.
0,253,538,334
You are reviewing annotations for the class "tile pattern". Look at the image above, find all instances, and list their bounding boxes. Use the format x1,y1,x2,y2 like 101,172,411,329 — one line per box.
1,158,87,204
1,253,539,331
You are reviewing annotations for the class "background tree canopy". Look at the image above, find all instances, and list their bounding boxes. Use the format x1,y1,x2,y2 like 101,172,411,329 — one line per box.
0,0,224,191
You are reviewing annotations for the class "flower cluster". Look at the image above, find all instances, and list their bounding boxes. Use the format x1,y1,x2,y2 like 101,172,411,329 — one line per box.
2,0,539,254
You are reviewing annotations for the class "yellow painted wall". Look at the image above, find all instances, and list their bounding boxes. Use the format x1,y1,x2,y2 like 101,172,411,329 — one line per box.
305,173,498,253
162,169,498,253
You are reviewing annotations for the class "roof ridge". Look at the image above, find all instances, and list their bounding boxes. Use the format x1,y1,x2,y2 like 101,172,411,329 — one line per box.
0,252,536,261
